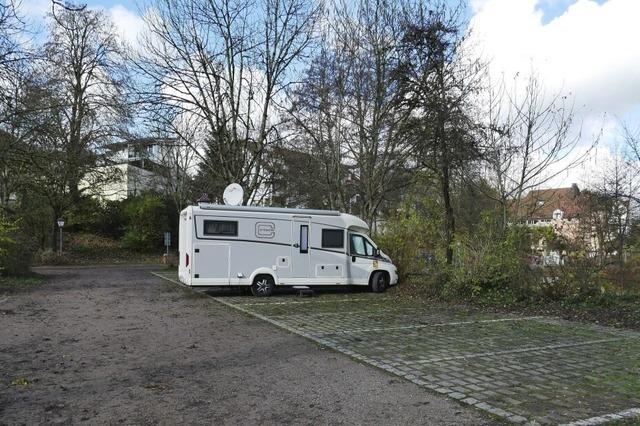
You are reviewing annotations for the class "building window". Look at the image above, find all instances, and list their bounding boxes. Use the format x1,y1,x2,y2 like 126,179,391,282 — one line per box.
553,209,564,220
203,220,238,236
321,229,344,248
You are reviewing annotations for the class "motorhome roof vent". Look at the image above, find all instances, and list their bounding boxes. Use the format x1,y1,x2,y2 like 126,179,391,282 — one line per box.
196,193,210,204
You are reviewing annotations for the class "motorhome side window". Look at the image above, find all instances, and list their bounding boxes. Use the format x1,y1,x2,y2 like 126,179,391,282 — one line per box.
300,225,309,253
321,229,344,248
203,220,238,236
350,234,374,257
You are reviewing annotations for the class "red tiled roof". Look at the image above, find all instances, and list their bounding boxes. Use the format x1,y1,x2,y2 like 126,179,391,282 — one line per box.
517,186,584,220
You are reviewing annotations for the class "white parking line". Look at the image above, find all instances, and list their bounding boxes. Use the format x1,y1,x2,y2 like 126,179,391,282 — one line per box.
237,298,374,306
269,311,380,318
326,316,546,334
415,337,627,364
559,408,640,426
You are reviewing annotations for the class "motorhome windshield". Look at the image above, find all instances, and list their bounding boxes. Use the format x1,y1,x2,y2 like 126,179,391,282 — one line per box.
350,233,378,257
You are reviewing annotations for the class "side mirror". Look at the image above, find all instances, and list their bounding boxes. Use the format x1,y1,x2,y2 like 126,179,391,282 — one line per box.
374,248,380,257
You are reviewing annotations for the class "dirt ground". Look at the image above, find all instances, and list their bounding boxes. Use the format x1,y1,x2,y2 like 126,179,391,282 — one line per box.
0,265,492,425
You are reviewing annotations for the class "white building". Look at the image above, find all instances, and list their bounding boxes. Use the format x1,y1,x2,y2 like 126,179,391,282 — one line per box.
85,138,176,201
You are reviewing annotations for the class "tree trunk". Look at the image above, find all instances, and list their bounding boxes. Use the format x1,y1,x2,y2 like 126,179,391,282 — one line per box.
51,214,58,252
441,164,455,265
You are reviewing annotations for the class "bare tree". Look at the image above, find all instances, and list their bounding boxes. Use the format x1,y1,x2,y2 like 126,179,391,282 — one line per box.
0,55,35,214
622,122,640,173
155,130,198,212
0,0,23,68
289,0,413,226
50,1,86,12
38,7,130,202
1,7,131,247
0,62,31,208
476,76,514,227
287,45,352,211
135,0,320,204
582,152,638,265
0,0,27,129
480,73,598,228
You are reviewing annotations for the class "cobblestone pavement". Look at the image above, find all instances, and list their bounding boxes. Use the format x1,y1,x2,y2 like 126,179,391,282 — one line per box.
154,272,640,425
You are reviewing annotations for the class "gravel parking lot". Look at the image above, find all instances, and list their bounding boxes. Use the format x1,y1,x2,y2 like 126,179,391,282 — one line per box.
1,265,491,425
155,271,640,425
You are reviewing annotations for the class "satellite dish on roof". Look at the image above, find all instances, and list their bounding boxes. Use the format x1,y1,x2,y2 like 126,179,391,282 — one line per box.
223,183,244,206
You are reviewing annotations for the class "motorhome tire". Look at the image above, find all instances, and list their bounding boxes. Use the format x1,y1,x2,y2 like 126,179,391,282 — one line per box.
251,275,275,297
370,271,388,293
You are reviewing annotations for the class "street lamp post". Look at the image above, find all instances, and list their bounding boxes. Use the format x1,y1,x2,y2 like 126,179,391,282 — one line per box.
57,218,65,255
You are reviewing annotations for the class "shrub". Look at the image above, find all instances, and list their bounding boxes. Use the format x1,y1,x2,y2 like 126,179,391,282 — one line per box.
0,215,36,276
542,253,603,300
66,197,101,231
375,199,442,280
0,214,17,275
446,217,531,300
66,198,127,238
122,193,169,251
96,200,126,237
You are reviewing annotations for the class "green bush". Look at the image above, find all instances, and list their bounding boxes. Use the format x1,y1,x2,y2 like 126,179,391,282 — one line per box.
375,199,442,280
446,217,531,300
66,198,126,238
96,200,126,237
0,215,35,276
66,197,101,231
122,193,169,251
546,253,604,299
0,214,17,274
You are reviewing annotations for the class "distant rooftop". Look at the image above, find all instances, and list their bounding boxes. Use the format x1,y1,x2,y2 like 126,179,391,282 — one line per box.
518,184,583,220
105,137,177,151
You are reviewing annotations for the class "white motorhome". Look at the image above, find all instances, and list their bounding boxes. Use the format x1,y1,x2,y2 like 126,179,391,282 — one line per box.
178,203,398,296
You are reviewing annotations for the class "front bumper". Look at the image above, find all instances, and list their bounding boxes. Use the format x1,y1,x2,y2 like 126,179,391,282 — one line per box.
390,268,399,285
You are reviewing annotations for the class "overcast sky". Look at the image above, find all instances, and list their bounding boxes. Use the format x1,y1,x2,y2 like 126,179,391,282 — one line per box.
467,0,640,187
18,0,640,188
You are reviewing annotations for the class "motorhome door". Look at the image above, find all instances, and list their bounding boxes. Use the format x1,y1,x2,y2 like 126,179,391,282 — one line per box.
192,243,230,284
291,218,310,278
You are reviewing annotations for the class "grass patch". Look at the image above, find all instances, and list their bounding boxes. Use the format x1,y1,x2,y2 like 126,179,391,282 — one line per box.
390,275,640,331
0,274,43,293
153,269,178,282
151,270,210,300
607,417,640,425
34,232,167,266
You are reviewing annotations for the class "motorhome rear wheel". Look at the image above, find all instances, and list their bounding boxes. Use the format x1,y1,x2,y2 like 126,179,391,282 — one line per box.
251,275,275,297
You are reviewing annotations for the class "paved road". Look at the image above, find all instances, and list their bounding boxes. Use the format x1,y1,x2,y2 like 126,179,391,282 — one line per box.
0,265,492,425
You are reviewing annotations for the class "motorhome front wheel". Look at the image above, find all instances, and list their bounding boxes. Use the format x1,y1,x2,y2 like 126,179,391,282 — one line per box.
370,271,389,293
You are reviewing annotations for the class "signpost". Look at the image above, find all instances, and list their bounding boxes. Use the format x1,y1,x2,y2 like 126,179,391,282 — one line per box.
164,231,171,255
57,217,65,255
